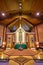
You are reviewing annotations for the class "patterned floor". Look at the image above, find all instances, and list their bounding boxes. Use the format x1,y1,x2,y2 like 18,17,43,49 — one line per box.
0,48,43,65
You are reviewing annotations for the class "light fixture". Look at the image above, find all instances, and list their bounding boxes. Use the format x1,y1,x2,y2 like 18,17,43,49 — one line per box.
3,41,6,45
19,3,22,6
2,12,5,16
19,0,22,10
19,6,22,9
2,41,6,48
38,54,40,59
36,12,40,16
36,42,39,47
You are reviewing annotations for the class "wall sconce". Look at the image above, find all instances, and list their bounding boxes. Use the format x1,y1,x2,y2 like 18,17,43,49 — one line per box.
38,54,40,59
36,42,39,48
2,41,6,49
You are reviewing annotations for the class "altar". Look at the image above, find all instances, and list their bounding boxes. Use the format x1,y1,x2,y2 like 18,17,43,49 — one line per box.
6,25,35,49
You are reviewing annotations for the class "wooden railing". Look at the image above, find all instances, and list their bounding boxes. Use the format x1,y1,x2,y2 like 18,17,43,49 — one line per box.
39,42,43,49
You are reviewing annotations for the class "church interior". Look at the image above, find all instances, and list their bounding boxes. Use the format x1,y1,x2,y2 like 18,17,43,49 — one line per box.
0,0,43,65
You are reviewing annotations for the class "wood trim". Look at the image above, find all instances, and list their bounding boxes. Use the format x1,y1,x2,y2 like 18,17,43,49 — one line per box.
6,18,18,27
35,26,39,42
22,18,34,26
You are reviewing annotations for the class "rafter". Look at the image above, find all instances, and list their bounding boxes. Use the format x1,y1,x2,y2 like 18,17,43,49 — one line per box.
22,18,33,28
22,18,34,26
8,18,19,29
6,18,18,27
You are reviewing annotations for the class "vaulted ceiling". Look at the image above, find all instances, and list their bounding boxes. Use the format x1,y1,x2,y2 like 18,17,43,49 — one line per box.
0,0,43,31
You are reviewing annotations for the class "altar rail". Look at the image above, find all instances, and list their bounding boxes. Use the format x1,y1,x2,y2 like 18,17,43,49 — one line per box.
39,42,43,49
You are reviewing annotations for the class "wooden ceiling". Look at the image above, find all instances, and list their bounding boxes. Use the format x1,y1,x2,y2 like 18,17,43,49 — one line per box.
0,0,43,30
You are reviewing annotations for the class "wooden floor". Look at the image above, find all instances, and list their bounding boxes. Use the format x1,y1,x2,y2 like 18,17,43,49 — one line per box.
0,48,43,65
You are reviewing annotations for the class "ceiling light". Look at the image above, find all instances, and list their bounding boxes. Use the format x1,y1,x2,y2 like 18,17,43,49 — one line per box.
36,12,40,16
2,12,5,16
19,7,22,9
19,3,22,6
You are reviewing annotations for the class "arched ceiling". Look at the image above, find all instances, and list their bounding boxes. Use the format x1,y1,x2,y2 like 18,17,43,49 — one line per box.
0,0,43,31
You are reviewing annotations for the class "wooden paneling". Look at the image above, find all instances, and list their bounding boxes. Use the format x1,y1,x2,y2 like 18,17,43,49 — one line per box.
32,24,43,42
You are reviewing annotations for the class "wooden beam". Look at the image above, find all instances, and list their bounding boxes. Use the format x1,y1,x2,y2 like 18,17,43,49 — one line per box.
22,18,33,27
9,18,19,29
22,18,34,26
0,0,8,12
6,18,18,27
34,21,43,26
